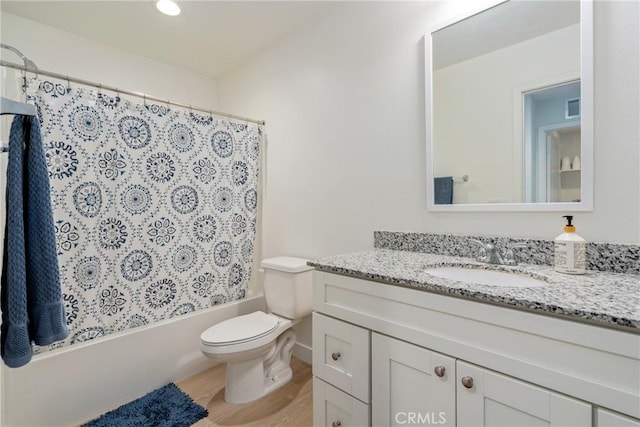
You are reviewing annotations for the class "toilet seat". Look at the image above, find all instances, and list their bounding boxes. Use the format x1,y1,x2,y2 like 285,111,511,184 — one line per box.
201,311,280,346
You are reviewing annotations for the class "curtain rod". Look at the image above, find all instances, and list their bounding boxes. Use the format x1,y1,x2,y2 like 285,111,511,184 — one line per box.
0,59,265,126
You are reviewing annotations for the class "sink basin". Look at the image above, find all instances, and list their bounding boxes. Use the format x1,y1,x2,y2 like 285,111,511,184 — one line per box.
424,266,547,287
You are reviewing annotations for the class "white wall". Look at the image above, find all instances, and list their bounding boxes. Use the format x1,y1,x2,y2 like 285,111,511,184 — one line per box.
218,1,640,257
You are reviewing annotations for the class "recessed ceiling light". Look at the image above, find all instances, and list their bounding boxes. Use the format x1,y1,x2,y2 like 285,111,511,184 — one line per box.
156,0,180,16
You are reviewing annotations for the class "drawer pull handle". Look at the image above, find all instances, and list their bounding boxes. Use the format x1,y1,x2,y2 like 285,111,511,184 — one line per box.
434,366,446,377
461,376,474,389
331,352,341,361
332,421,342,427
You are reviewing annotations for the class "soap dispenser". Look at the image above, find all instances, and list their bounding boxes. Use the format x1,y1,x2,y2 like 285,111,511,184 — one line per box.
554,215,586,274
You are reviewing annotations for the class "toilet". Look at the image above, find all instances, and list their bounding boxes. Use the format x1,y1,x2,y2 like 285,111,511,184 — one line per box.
200,256,314,404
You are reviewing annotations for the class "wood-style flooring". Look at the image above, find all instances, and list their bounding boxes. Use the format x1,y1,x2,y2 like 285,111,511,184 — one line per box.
176,357,313,427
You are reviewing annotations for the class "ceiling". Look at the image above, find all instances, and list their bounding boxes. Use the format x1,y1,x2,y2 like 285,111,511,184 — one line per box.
1,1,338,79
433,0,580,70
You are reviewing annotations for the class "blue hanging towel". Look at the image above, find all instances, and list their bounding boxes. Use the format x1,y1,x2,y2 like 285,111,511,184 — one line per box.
1,115,68,368
434,176,454,205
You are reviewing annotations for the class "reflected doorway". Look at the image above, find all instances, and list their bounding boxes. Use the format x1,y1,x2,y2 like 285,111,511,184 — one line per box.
523,81,581,203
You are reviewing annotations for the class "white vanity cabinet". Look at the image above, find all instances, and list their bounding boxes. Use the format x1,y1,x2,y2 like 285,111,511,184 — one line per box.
312,271,640,427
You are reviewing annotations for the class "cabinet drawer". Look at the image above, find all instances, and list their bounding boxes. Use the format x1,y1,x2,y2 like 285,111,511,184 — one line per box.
313,312,370,402
597,409,640,427
313,377,370,427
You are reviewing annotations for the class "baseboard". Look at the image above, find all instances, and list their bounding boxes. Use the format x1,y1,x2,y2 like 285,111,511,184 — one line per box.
293,341,312,365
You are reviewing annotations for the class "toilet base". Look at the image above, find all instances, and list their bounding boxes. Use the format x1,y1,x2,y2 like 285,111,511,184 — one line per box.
223,329,297,404
263,366,293,397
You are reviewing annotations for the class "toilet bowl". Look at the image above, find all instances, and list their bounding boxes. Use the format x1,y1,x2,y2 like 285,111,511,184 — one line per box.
200,257,313,404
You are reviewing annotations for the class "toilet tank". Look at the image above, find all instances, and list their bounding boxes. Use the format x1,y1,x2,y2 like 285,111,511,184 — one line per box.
261,257,314,319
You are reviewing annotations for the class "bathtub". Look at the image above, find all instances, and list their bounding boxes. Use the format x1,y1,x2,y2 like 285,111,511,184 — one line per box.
1,294,265,427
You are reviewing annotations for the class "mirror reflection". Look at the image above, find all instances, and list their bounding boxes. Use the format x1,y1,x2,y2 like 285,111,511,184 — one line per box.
523,81,581,203
429,0,589,208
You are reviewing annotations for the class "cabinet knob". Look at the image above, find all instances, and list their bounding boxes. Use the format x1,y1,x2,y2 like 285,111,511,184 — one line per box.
461,376,474,389
434,366,446,377
331,352,341,361
332,421,342,427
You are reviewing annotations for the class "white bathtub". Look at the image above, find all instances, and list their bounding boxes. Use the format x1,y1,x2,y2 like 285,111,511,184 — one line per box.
1,295,265,427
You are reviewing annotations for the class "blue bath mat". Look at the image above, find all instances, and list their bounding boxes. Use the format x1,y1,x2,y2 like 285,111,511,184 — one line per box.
82,383,208,427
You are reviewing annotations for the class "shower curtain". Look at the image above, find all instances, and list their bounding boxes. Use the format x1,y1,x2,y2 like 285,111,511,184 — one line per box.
26,78,261,353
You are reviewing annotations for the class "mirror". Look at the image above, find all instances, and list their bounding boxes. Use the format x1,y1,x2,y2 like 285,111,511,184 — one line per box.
425,0,593,211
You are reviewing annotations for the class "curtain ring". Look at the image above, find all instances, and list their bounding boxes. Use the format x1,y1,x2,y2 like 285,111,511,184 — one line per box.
143,94,147,106
20,69,27,95
98,83,102,95
66,75,71,89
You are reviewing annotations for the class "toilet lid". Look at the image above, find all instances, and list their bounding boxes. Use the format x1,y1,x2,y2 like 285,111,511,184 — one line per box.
201,311,279,345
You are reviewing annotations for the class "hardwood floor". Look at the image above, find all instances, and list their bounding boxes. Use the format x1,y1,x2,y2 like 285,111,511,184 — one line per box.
176,357,313,427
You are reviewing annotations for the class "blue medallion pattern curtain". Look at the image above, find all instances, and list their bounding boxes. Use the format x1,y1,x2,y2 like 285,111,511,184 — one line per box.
26,79,261,352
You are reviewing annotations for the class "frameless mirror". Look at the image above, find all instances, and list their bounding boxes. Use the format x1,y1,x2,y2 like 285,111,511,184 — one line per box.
425,0,593,211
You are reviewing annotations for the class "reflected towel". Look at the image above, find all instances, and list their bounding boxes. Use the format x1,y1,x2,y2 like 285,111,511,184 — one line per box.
1,115,68,368
434,176,454,205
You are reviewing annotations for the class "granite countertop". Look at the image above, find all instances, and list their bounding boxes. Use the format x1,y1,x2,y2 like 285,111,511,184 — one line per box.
308,248,640,332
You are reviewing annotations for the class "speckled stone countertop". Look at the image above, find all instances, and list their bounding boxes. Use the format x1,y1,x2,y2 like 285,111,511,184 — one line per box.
308,249,640,332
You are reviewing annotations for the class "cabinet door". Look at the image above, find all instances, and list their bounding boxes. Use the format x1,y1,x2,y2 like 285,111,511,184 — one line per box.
597,408,640,427
313,377,370,427
457,361,592,427
372,333,455,427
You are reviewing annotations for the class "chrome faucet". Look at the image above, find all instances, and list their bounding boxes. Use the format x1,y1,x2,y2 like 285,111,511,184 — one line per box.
470,239,527,266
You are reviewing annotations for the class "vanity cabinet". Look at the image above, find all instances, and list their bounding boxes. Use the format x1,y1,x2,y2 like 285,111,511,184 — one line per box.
312,271,640,427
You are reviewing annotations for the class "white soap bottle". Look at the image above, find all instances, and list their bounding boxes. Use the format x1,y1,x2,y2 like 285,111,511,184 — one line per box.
554,215,586,274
